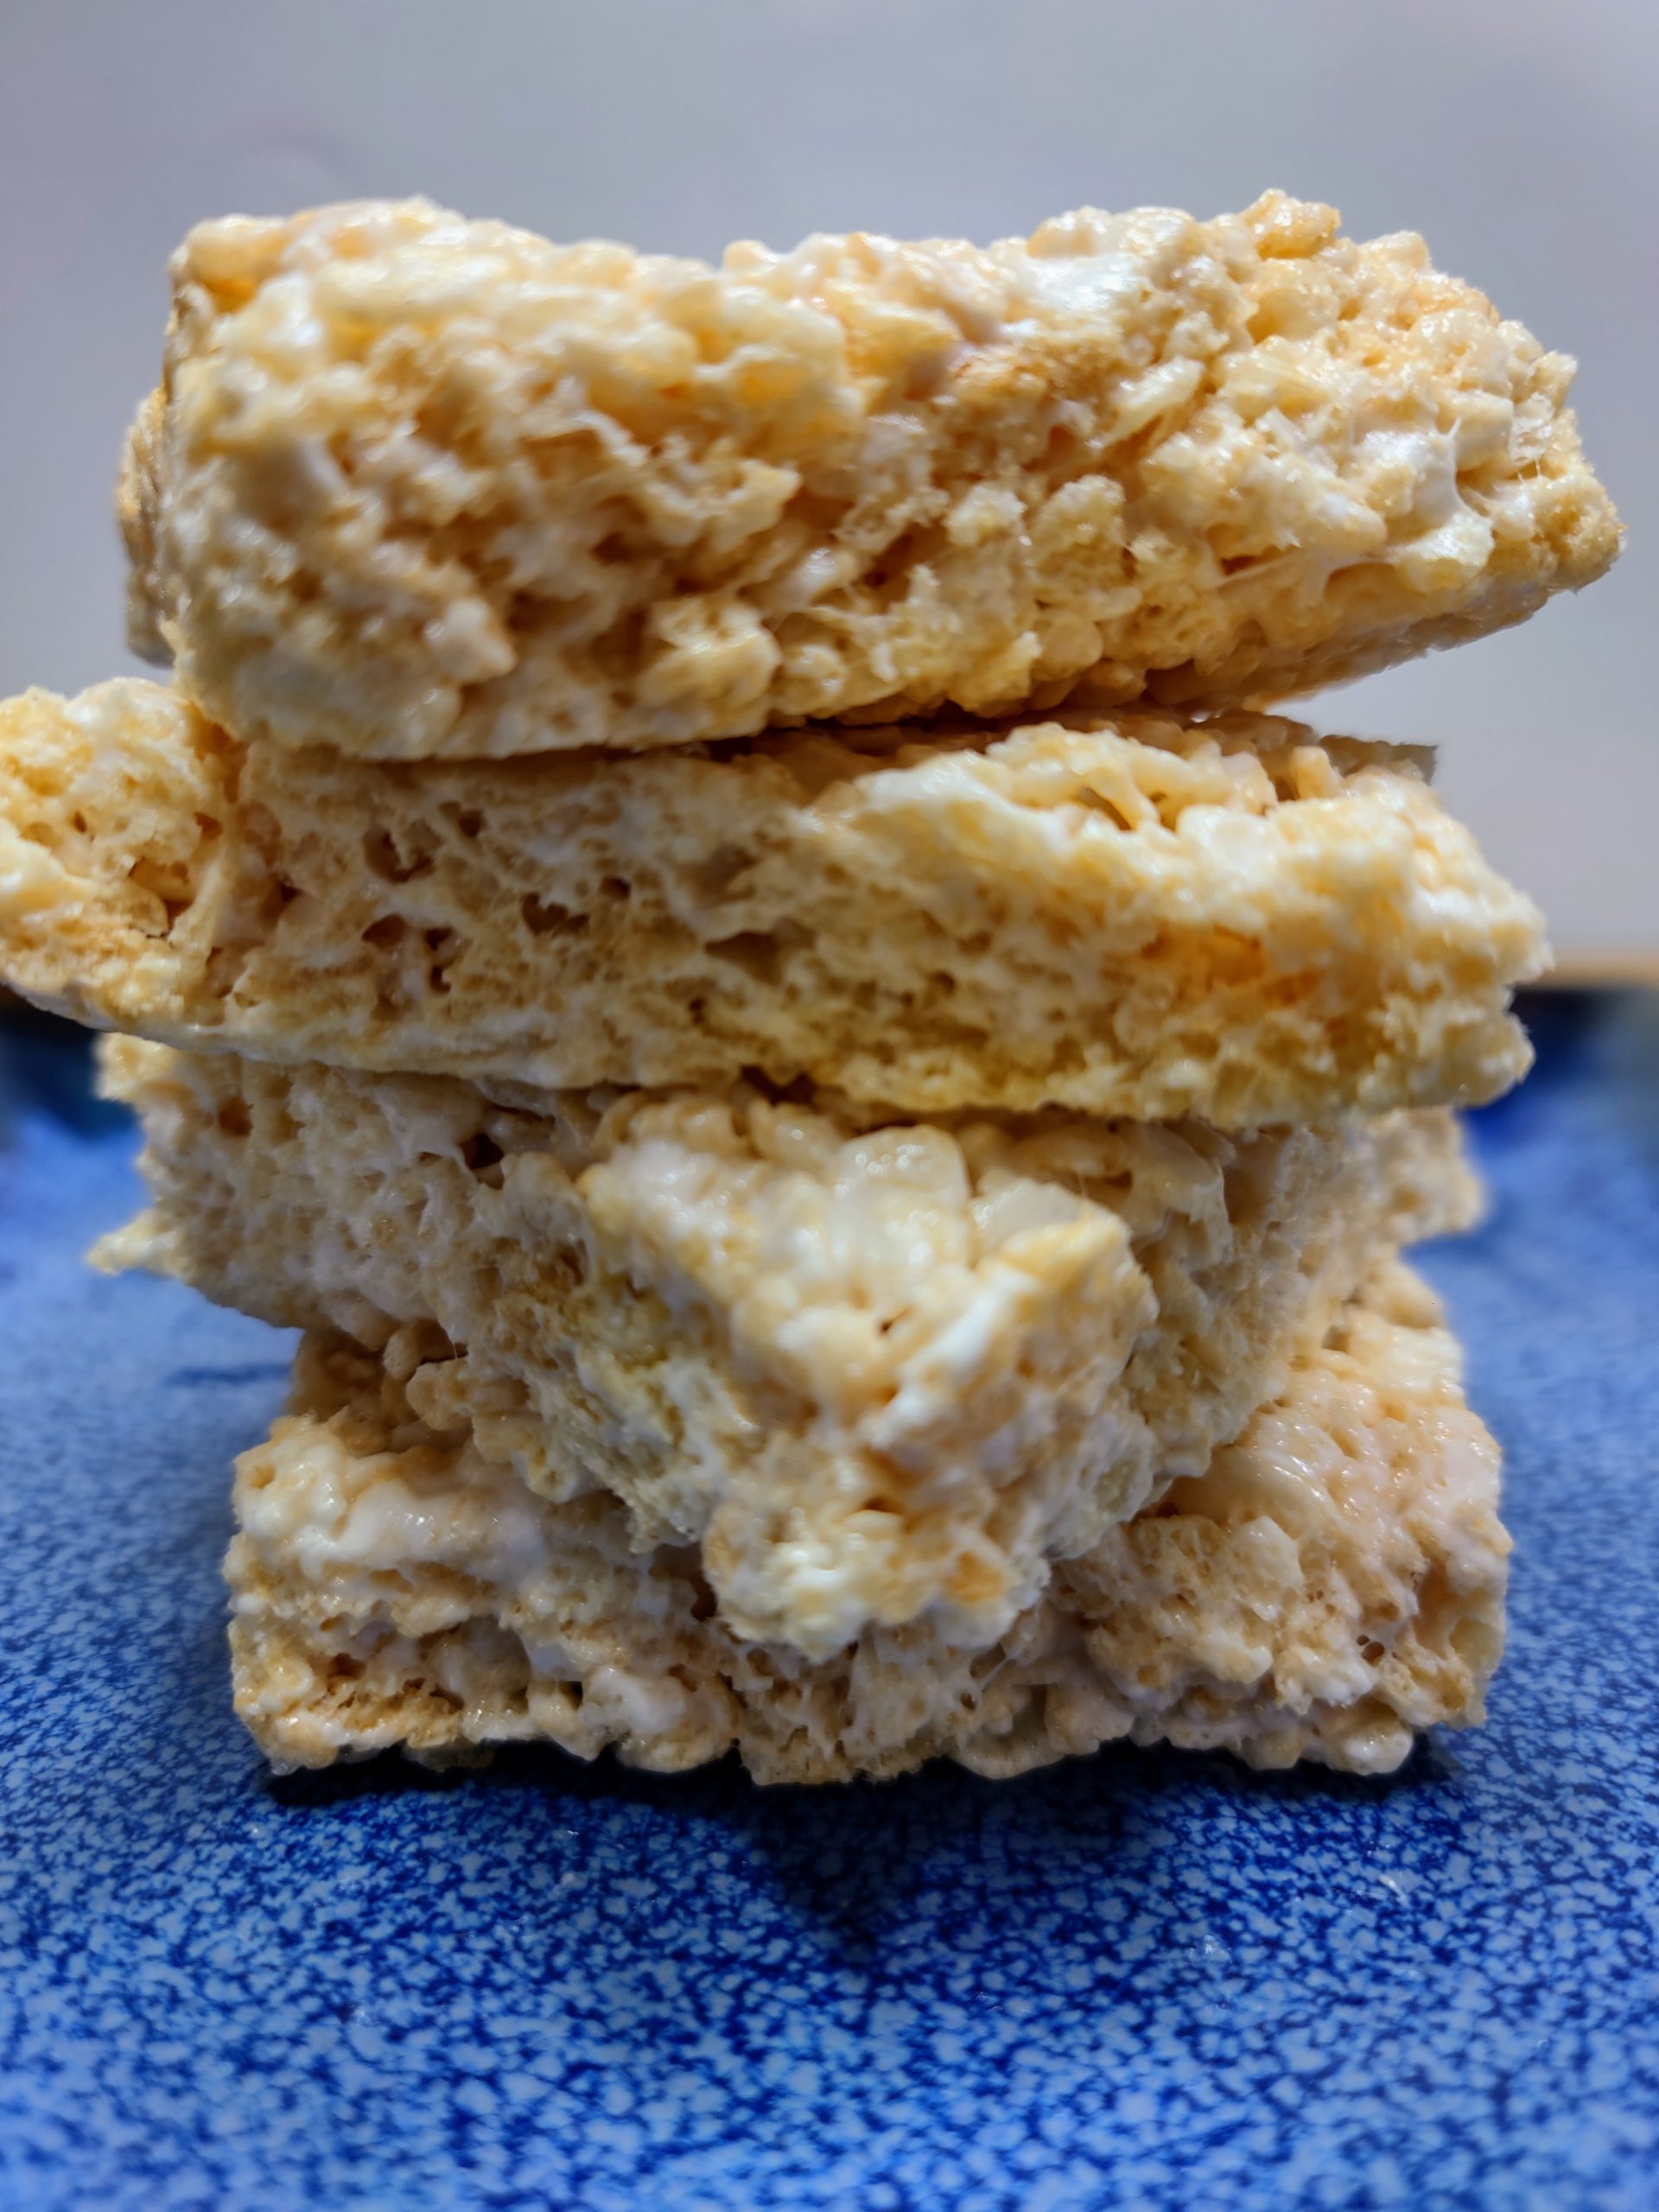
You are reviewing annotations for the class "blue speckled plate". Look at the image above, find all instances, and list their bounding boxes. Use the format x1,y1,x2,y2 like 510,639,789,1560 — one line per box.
3,995,1658,2212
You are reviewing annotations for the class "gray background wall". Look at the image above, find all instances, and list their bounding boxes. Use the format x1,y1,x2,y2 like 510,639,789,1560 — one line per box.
2,0,1651,959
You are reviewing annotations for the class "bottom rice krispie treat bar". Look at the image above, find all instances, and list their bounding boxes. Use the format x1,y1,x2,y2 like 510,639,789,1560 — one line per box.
229,1261,1508,1785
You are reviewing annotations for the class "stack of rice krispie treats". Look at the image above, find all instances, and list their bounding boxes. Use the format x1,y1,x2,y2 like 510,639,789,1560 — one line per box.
0,192,1618,1783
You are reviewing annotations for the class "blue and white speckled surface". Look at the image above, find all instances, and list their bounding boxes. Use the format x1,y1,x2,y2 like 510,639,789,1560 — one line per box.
2,995,1657,2212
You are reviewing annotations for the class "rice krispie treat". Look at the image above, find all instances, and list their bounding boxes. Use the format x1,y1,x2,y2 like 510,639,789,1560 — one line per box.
98,1038,1478,1658
121,194,1617,760
0,682,1544,1122
228,1262,1508,1783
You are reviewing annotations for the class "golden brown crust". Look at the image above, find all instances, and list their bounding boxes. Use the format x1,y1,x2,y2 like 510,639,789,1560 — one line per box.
127,193,1618,759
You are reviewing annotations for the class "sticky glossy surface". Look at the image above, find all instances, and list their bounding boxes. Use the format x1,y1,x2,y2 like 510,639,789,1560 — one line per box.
2,995,1656,2211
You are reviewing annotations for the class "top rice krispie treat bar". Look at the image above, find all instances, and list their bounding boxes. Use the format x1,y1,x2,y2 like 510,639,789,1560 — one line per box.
123,192,1618,760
